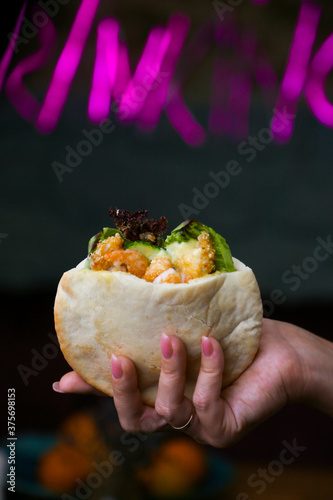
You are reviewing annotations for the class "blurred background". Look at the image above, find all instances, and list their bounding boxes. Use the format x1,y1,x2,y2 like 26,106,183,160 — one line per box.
1,0,333,498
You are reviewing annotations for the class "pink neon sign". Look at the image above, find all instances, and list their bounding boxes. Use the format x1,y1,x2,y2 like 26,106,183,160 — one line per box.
1,0,333,145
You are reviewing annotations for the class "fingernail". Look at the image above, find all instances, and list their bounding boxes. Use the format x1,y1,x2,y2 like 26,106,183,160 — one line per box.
161,333,173,360
111,354,123,379
202,336,213,357
52,382,64,393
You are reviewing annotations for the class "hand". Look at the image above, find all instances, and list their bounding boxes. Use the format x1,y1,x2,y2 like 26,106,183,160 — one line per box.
54,318,333,447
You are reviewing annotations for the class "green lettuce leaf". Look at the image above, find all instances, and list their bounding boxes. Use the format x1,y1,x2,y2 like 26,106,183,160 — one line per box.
165,219,236,272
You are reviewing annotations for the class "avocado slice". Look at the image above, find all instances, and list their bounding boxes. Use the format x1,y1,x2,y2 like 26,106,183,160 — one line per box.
125,241,168,263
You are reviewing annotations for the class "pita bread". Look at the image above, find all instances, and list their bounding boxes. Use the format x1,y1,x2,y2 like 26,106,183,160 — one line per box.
54,257,262,406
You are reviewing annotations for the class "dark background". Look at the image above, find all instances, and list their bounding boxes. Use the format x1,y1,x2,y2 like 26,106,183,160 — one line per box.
1,1,333,498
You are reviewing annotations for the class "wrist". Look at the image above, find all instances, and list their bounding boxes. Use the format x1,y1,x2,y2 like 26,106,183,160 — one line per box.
287,324,333,415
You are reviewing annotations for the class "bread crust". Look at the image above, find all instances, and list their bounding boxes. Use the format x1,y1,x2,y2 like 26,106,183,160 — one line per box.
54,258,263,406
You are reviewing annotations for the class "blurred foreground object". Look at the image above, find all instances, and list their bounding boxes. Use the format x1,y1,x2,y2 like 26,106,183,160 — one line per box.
136,437,207,497
37,410,110,495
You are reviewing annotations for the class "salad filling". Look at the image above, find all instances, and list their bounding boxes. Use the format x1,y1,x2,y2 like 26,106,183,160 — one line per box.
86,209,236,284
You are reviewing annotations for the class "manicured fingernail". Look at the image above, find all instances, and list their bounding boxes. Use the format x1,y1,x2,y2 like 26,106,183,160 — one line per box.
52,382,64,393
111,354,123,379
202,336,213,357
161,333,173,360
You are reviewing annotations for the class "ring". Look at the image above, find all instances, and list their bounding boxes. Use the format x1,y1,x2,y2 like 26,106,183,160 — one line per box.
171,410,194,431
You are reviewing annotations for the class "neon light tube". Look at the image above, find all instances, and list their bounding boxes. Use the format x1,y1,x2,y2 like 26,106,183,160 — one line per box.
137,13,190,132
305,33,333,127
0,1,27,93
271,1,321,141
5,10,56,122
118,27,171,123
36,0,101,133
88,18,119,124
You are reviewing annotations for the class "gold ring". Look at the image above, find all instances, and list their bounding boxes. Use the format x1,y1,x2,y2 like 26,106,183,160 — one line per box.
171,410,194,431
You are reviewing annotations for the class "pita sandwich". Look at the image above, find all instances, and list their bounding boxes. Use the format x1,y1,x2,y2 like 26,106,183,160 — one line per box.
54,211,263,406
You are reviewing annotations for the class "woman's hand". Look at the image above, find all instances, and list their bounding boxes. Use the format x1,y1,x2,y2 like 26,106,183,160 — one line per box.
53,318,333,447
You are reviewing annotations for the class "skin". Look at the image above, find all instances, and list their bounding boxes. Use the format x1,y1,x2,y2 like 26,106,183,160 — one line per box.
53,318,333,448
